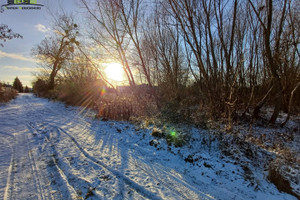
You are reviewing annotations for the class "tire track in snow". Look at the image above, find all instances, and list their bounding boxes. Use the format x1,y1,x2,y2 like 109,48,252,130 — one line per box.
28,122,119,199
3,137,15,200
3,151,15,200
13,131,44,200
25,133,48,200
44,118,213,199
30,105,212,199
21,95,136,199
27,122,78,200
131,154,212,200
56,126,163,200
20,95,215,199
55,121,215,200
3,95,81,200
24,98,62,200
24,103,159,199
1,131,18,200
26,97,103,199
4,97,52,200
48,153,79,199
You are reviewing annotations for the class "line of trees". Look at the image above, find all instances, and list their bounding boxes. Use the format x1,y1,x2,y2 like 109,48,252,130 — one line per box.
32,0,300,127
12,77,30,93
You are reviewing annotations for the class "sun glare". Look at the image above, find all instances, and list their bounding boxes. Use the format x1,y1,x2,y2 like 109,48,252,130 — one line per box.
104,63,124,82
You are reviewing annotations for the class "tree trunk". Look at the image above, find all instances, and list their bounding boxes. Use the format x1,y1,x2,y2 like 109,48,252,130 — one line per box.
281,82,300,126
269,80,283,124
48,72,55,90
252,85,273,120
48,61,58,90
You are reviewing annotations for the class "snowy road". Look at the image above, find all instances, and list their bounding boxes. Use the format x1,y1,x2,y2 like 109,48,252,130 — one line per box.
0,94,216,200
0,94,297,200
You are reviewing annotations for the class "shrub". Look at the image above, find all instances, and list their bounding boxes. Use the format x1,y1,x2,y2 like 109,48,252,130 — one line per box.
57,79,105,108
33,79,48,97
95,94,133,120
95,89,158,121
165,129,189,147
0,83,17,103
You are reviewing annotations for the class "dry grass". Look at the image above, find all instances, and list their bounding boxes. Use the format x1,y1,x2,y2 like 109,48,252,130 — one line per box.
0,83,18,103
95,92,158,121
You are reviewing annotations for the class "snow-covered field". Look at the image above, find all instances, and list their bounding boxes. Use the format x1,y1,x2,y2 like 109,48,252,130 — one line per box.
0,94,297,199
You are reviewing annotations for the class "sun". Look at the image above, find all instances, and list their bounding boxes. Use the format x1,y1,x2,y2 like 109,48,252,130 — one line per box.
104,63,124,82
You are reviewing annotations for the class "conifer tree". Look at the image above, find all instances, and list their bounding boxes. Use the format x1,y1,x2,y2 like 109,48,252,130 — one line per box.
13,77,23,92
24,85,30,93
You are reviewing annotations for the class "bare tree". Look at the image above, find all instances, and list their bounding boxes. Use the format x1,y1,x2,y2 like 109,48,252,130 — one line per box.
81,0,136,86
117,0,157,89
0,24,22,47
32,14,79,90
75,0,299,126
248,0,289,123
141,5,188,101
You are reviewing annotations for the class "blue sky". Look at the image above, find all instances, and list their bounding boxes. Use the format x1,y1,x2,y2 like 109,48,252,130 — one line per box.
0,0,78,87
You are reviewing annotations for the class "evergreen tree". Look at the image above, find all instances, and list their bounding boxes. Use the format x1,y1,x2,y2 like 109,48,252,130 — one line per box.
13,77,23,92
24,85,30,93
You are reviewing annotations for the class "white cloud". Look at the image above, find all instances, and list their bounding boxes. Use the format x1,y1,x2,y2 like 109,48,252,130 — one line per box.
35,24,50,33
0,50,37,63
2,65,39,72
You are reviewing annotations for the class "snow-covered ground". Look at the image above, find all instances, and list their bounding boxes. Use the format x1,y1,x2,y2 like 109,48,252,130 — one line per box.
0,93,297,199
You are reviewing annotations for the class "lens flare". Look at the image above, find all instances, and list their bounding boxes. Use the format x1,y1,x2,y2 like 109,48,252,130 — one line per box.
170,131,176,137
100,87,106,96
